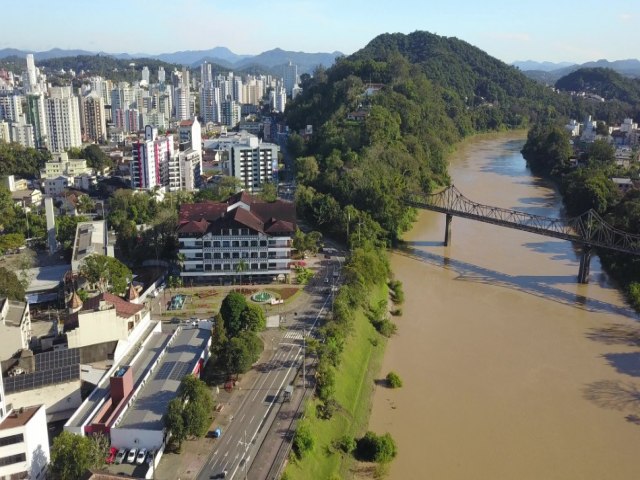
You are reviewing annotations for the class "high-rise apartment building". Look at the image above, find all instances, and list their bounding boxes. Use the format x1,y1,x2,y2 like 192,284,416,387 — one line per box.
131,125,174,190
46,86,82,152
80,93,107,142
200,85,221,123
174,86,189,121
222,134,278,192
141,66,150,85
158,67,165,84
25,54,37,92
201,62,212,87
25,93,48,148
221,97,240,128
283,61,298,96
0,93,22,122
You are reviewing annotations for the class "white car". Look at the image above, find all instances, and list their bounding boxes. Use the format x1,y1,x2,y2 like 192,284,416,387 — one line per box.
136,448,147,465
126,448,137,463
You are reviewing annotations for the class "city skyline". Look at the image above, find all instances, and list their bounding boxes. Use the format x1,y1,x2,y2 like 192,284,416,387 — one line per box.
2,0,639,64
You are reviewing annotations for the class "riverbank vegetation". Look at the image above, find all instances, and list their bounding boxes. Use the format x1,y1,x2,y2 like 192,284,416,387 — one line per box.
522,122,640,309
285,30,593,477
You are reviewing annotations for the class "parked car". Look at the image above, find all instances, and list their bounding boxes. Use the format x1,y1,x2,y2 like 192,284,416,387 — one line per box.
136,448,147,465
213,427,222,438
105,447,118,464
115,448,126,464
127,448,137,463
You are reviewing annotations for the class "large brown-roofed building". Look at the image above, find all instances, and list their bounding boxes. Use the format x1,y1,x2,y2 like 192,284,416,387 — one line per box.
177,192,296,281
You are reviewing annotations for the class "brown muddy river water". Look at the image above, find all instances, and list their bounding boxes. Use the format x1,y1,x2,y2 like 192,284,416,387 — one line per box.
368,133,640,479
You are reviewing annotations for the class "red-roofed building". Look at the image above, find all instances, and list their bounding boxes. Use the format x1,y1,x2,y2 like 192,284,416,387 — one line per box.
178,193,296,281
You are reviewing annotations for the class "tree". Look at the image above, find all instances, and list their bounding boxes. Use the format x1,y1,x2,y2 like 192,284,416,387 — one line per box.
165,398,186,450
56,215,88,251
0,232,25,254
295,156,319,184
587,139,615,165
78,254,132,295
178,375,214,437
215,176,242,199
259,182,278,202
240,303,266,332
235,259,248,285
76,195,95,215
49,431,107,480
220,291,248,337
0,266,25,301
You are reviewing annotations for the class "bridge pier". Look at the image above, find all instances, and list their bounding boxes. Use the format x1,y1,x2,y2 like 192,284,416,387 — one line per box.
444,214,453,246
578,245,592,284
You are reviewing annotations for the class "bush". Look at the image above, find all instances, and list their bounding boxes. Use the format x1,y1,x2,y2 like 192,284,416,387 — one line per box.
386,371,403,388
390,308,402,316
356,431,398,464
292,422,314,459
316,398,339,420
388,279,405,304
372,317,397,337
335,435,357,454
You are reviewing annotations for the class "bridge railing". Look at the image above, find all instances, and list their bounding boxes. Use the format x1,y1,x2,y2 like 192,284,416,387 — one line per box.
405,185,640,255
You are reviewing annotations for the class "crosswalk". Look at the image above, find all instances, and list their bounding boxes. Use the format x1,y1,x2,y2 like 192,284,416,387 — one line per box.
283,331,305,340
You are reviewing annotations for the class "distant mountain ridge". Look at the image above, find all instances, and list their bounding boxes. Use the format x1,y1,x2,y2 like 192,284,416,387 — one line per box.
514,58,640,84
0,46,342,74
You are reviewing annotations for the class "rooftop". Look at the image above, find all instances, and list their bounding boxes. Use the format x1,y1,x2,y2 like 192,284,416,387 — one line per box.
116,326,210,431
0,405,42,430
0,298,27,327
72,221,108,268
178,193,296,236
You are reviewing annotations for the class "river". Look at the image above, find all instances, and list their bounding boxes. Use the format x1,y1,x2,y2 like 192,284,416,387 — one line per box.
368,133,640,479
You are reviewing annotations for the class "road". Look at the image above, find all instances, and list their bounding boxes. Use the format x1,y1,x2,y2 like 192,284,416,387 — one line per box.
196,256,343,480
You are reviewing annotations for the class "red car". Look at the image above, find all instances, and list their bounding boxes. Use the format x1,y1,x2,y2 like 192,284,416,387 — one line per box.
106,446,118,464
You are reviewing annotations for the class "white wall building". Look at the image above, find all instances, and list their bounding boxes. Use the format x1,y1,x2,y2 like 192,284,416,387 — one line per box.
46,86,82,153
178,192,295,280
0,403,49,480
65,293,148,350
0,298,31,361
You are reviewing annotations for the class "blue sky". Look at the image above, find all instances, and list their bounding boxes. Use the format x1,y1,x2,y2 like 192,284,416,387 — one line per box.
3,0,638,63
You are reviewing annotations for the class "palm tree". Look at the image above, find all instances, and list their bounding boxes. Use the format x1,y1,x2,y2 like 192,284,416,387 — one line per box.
235,260,248,285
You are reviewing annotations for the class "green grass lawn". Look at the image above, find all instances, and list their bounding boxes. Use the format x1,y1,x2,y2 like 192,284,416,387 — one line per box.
285,283,388,480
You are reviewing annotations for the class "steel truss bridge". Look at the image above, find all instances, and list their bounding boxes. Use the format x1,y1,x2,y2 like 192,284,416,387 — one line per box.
404,185,640,283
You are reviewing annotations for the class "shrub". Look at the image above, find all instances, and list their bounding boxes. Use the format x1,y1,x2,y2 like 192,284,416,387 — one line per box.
335,435,357,454
316,398,339,420
390,308,402,316
388,279,405,304
292,422,314,459
372,317,397,337
356,431,398,464
386,371,403,388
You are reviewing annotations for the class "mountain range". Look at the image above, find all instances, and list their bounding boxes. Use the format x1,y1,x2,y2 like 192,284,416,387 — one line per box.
0,47,343,74
513,59,640,84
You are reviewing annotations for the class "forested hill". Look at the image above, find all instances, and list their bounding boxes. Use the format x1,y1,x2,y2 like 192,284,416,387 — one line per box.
351,31,559,109
555,67,640,105
286,30,575,244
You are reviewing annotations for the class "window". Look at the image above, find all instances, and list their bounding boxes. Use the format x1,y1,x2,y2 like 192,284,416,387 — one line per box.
214,265,221,271
251,263,259,269
223,252,230,259
223,264,231,271
213,253,221,259
242,252,249,258
232,241,239,248
232,252,240,259
0,453,26,467
0,434,24,447
195,241,203,248
195,253,203,259
241,241,249,247
251,240,258,247
269,262,277,268
260,263,268,270
205,264,212,271
223,241,230,248
204,241,211,248
213,241,221,248
260,240,267,247
260,252,267,258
